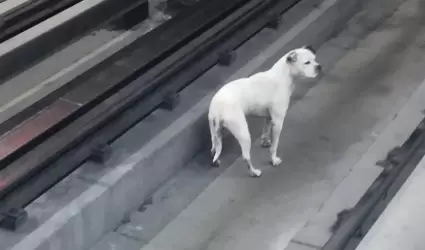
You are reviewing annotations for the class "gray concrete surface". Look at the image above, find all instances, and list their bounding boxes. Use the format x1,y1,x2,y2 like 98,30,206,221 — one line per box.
291,56,425,248
0,0,362,249
290,0,425,247
355,156,425,250
0,0,31,16
286,242,317,250
90,232,141,250
0,0,157,124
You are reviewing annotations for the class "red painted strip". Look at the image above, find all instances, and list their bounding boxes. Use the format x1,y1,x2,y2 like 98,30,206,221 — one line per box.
0,99,78,161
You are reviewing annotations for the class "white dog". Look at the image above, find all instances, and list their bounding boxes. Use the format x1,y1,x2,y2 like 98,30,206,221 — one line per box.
208,46,321,177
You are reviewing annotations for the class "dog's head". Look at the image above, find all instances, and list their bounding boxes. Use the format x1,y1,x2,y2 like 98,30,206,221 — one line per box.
286,46,322,78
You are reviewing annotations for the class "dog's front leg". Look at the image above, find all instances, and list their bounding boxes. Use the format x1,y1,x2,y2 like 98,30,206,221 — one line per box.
269,107,287,167
260,116,272,148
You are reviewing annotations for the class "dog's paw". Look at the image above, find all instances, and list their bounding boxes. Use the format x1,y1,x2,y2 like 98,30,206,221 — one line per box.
271,157,282,167
211,159,221,167
250,168,262,177
260,138,271,148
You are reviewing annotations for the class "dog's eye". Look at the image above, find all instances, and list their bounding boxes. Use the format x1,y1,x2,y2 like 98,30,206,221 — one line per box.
304,61,311,65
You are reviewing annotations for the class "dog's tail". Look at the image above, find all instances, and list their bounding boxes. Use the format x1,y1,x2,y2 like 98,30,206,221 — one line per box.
208,113,222,163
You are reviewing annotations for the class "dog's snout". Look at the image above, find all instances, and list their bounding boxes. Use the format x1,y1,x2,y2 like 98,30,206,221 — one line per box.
316,64,322,72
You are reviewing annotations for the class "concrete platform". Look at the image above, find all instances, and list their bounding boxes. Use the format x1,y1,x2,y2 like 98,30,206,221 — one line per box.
0,0,407,249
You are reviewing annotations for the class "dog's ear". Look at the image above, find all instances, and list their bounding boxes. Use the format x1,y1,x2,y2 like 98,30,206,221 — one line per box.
286,51,297,63
304,45,315,54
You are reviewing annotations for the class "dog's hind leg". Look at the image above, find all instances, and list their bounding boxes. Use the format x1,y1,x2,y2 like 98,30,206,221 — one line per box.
260,116,272,148
224,114,262,177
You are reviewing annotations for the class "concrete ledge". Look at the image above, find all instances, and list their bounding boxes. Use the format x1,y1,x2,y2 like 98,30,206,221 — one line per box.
1,0,363,249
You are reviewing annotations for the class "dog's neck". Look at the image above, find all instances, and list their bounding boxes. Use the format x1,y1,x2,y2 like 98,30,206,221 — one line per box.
269,54,294,88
